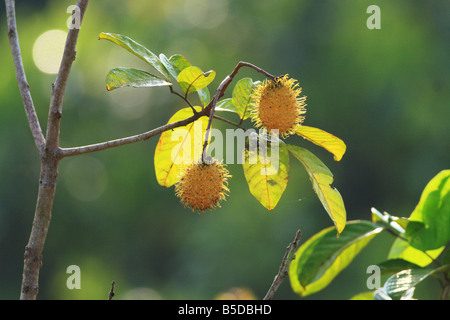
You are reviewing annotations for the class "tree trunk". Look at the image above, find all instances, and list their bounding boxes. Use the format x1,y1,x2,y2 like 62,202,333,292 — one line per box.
20,153,59,300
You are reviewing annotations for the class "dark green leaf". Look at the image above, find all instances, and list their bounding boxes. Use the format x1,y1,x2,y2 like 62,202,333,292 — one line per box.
105,67,171,91
377,259,422,275
99,32,171,80
289,221,383,297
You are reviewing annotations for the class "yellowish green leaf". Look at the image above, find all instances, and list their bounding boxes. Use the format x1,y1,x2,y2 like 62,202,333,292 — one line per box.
154,107,208,187
242,134,289,210
294,126,346,161
287,144,346,235
177,66,216,95
388,237,445,267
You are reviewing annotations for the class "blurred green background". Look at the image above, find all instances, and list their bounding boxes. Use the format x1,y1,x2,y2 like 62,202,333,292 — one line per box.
0,0,448,300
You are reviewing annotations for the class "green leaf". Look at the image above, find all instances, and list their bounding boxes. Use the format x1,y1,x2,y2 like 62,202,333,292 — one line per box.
168,54,191,73
177,66,216,95
105,67,171,91
289,221,383,297
405,170,450,251
231,78,259,120
349,291,375,300
379,267,446,300
294,126,346,161
165,55,211,106
242,134,289,210
377,259,422,275
215,98,235,113
154,107,208,187
197,86,211,107
99,32,171,80
159,53,180,80
287,144,347,235
214,79,260,118
388,237,444,267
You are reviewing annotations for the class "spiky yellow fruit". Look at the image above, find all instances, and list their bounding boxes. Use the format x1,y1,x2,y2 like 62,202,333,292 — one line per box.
251,75,306,137
175,160,231,213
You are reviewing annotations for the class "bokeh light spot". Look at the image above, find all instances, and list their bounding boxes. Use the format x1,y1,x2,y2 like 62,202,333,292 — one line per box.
32,29,67,74
62,156,108,202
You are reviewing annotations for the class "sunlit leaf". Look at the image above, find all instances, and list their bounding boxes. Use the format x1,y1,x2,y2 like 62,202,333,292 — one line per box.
387,237,444,267
231,78,259,120
294,126,346,161
215,98,236,113
287,144,346,235
289,221,383,297
242,133,289,210
350,291,375,300
165,55,210,106
168,54,191,73
99,32,171,80
177,66,216,95
159,53,180,80
154,107,208,187
405,170,450,251
105,67,171,91
379,267,447,300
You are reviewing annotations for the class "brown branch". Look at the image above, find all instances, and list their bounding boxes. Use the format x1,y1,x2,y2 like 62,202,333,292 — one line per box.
58,107,210,158
45,0,89,150
263,229,302,300
58,61,273,159
5,0,45,153
16,0,90,300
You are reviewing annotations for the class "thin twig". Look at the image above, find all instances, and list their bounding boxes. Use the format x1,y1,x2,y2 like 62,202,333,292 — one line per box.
108,280,116,300
169,86,196,112
213,115,246,130
5,0,45,153
263,229,302,300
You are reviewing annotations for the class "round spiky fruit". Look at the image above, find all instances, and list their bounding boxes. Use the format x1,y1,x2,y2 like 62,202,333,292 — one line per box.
251,75,306,137
175,159,231,213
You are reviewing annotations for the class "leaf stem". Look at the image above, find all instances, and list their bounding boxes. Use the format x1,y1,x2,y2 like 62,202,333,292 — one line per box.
169,85,196,113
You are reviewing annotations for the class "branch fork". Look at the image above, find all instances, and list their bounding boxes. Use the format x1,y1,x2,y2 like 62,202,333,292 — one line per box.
5,0,276,299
